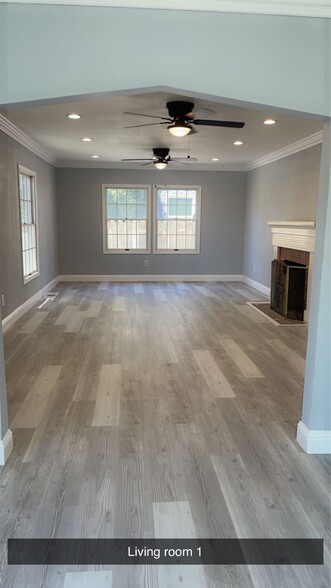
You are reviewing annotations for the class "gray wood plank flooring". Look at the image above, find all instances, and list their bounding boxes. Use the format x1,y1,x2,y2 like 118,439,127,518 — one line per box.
219,338,265,378
64,571,112,587
153,501,208,587
11,365,62,429
193,350,236,398
92,364,121,426
19,311,48,333
1,281,330,588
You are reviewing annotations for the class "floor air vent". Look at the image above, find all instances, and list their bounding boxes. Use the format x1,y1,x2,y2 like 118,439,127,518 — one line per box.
38,291,59,309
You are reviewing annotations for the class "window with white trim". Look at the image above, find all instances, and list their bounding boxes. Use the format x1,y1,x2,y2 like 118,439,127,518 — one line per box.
18,165,39,284
103,185,151,253
154,186,201,253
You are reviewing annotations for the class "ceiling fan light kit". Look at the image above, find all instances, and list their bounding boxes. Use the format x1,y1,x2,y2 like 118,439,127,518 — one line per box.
154,160,168,169
167,121,192,137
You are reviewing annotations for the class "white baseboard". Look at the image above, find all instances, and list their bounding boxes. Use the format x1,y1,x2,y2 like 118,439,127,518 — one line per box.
297,421,331,454
59,274,243,282
2,276,60,333
242,275,270,297
0,429,13,466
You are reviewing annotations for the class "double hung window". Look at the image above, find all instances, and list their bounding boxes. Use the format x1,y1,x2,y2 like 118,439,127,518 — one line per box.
18,165,39,284
154,186,201,253
103,185,151,253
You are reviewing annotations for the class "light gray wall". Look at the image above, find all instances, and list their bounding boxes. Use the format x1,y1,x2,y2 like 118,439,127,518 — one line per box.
1,5,329,117
0,307,8,440
243,145,322,288
57,168,246,276
302,121,331,432
0,132,59,318
0,4,7,110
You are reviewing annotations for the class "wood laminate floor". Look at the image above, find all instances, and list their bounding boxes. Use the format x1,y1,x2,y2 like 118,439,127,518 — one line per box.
1,281,330,588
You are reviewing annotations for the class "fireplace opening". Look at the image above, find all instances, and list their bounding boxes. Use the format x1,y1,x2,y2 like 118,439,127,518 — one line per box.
277,247,309,310
271,257,308,321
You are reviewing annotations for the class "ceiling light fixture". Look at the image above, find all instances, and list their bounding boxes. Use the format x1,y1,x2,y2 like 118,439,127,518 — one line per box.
92,155,100,159
82,137,93,142
234,140,244,145
211,158,220,161
264,119,276,125
167,120,192,137
154,160,168,170
67,113,81,120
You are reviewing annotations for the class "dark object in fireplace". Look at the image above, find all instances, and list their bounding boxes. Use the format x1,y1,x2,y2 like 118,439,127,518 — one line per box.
271,259,308,321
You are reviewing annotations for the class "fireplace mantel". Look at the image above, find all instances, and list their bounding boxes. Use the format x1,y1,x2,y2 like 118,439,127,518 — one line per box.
267,220,316,252
267,220,316,321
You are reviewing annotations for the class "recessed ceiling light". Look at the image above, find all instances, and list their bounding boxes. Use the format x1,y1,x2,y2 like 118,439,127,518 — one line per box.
67,113,81,120
264,119,276,125
211,158,220,161
92,155,100,159
234,140,244,146
82,137,93,142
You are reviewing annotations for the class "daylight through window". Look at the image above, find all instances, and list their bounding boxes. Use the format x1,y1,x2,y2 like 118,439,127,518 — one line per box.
18,166,39,283
103,185,151,253
155,186,201,253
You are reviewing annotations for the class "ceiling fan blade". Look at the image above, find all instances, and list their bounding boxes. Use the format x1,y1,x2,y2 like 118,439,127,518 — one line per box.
193,119,245,128
172,156,199,162
171,160,190,166
125,122,163,128
121,158,154,161
193,107,216,118
124,112,171,121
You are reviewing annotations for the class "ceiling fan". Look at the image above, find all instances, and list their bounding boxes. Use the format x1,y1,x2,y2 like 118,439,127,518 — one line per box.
125,101,245,137
121,147,198,169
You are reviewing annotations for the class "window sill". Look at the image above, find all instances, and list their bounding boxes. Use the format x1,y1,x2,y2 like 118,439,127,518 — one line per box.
23,271,40,285
103,249,151,255
153,250,200,255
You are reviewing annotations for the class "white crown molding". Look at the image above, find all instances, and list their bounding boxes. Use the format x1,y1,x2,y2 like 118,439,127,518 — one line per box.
0,113,324,172
1,0,330,18
0,114,57,166
246,131,324,170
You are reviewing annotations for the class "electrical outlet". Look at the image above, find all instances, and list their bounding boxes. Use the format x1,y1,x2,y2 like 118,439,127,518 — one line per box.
144,260,149,267
1,294,5,307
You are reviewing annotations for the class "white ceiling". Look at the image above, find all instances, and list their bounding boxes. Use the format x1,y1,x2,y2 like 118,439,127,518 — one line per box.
2,0,330,18
1,91,324,170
